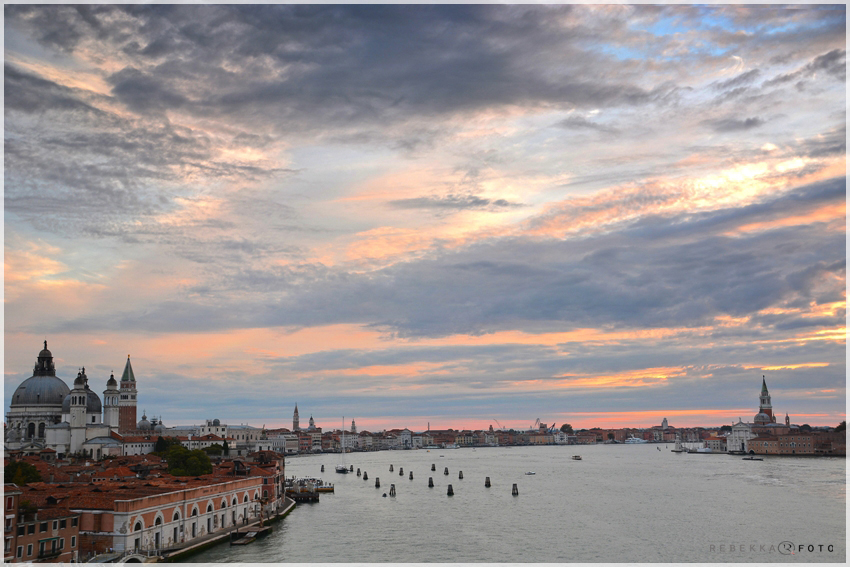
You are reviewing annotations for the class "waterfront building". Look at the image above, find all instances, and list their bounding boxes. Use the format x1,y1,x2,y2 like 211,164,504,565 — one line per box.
6,452,286,558
4,484,81,563
727,419,757,453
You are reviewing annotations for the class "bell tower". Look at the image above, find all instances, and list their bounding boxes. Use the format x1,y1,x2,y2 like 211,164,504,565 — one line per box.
103,372,120,432
69,369,88,453
293,404,300,431
759,376,775,422
118,355,138,433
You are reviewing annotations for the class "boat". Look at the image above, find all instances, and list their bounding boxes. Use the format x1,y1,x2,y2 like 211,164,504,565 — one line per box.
335,417,349,473
742,456,763,461
443,443,459,449
571,455,582,460
525,471,536,475
624,436,648,444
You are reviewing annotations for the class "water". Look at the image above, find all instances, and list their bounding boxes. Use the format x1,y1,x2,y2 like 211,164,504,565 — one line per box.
190,445,845,562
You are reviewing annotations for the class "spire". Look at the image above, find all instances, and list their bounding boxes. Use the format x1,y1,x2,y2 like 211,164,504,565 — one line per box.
761,376,768,394
121,355,136,382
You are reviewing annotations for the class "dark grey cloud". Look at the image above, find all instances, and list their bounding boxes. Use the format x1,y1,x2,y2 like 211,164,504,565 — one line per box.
702,116,765,132
555,115,620,134
4,64,103,116
389,194,524,212
712,69,762,91
764,48,847,87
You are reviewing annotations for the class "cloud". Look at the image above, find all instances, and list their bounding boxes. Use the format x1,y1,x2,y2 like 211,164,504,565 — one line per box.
555,115,619,134
388,194,524,211
702,116,765,132
712,69,761,91
764,49,847,87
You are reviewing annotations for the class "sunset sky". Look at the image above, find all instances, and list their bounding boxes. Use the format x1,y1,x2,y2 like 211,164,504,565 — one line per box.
4,4,846,432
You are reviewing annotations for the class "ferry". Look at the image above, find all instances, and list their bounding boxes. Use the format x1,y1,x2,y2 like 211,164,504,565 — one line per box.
624,436,648,444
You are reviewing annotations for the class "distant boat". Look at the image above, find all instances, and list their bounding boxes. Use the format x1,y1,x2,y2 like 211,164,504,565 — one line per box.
571,455,582,460
335,417,349,474
625,436,648,444
525,471,536,475
742,456,763,461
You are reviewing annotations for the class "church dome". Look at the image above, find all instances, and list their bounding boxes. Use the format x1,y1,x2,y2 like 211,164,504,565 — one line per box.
106,372,118,388
61,387,103,414
137,413,152,431
11,375,70,407
754,412,771,424
10,341,70,408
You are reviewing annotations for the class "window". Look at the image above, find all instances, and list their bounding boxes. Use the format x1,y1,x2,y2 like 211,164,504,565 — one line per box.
6,497,13,510
28,525,35,535
71,518,78,527
71,536,76,548
40,522,48,532
53,520,58,530
60,519,66,529
16,546,22,558
17,526,25,537
27,544,33,557
59,539,64,550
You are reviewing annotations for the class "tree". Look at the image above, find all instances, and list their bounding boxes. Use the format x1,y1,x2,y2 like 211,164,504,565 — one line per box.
203,443,223,456
607,433,615,440
223,440,230,456
164,445,212,477
5,461,42,486
153,436,183,456
836,421,846,432
560,424,573,434
799,424,812,432
719,425,732,432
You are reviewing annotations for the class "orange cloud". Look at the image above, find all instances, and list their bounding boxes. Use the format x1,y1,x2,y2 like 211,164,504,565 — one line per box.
728,202,845,236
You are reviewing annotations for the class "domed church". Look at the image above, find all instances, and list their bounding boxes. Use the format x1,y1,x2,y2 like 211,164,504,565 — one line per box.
5,341,139,458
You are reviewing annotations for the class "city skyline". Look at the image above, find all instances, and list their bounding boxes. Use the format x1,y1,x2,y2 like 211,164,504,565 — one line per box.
4,5,846,431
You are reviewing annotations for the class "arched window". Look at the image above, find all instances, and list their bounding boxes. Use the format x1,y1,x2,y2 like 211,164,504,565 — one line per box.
220,500,227,509
243,494,248,503
231,497,237,506
206,504,213,513
134,522,143,532
38,423,46,438
154,517,162,526
172,511,180,522
27,423,36,439
191,508,198,517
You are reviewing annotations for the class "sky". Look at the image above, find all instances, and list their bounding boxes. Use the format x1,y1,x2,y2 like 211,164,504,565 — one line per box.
3,4,846,432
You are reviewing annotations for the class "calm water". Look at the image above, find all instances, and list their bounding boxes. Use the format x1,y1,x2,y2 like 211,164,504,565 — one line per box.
191,445,845,562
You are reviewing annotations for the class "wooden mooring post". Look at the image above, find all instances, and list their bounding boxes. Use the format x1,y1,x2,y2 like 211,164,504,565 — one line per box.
512,483,518,496
447,484,454,496
485,477,491,487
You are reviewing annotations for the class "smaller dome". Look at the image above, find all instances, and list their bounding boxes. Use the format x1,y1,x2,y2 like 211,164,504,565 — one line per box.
213,418,221,426
61,388,103,414
74,369,86,387
154,421,165,434
137,413,151,431
106,372,117,388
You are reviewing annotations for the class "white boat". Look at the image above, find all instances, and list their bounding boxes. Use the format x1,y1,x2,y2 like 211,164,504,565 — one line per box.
335,417,349,473
625,436,648,444
443,443,459,449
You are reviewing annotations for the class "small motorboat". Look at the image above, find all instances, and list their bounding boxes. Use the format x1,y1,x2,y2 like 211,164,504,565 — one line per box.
742,456,763,461
525,471,536,475
571,455,582,460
